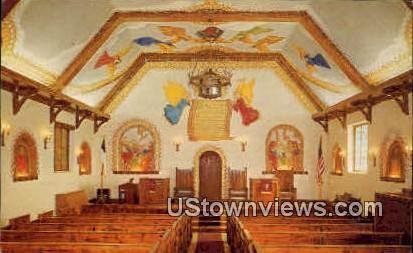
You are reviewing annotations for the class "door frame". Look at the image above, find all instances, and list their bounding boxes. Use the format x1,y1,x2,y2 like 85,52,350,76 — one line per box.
194,145,228,199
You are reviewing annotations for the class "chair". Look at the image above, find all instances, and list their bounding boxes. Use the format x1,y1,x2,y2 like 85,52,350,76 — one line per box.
274,170,297,200
174,167,194,199
229,167,248,200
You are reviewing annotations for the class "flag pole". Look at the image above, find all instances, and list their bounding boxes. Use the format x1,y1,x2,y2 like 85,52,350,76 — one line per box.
317,182,322,199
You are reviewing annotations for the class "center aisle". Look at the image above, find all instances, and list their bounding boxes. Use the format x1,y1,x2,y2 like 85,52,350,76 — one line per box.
188,216,229,253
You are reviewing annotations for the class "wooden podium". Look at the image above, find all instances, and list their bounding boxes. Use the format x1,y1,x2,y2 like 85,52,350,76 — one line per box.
119,183,139,204
249,178,279,202
139,178,169,204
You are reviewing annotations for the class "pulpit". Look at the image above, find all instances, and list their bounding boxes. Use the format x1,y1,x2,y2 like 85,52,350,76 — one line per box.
249,178,278,202
139,178,170,204
119,183,139,204
274,170,297,200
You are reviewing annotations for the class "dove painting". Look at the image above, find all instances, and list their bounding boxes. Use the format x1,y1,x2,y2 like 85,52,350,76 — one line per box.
133,36,175,53
252,35,284,52
295,46,331,74
230,25,273,44
94,44,132,77
158,26,200,44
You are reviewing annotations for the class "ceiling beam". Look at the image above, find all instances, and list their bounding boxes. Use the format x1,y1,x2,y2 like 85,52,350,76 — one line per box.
51,10,371,93
1,66,110,121
299,12,371,91
97,50,325,113
1,0,20,20
312,69,413,130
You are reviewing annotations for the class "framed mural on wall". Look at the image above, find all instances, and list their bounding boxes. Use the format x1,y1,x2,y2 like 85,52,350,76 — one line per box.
265,124,304,173
112,119,160,174
78,142,92,175
12,131,38,182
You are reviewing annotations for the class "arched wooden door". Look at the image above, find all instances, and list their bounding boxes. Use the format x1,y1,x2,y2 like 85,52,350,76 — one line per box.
199,151,222,200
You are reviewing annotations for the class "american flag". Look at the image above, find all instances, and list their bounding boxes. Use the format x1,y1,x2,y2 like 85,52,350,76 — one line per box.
316,136,326,185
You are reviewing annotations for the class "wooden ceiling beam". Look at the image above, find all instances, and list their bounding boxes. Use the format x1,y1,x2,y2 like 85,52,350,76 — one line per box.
51,10,373,93
1,66,110,122
97,51,326,113
312,70,413,128
299,12,371,92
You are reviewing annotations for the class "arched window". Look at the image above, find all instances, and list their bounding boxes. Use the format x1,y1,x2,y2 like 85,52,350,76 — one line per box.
112,119,160,174
380,137,406,182
78,142,92,175
266,124,303,173
13,131,38,181
331,144,344,175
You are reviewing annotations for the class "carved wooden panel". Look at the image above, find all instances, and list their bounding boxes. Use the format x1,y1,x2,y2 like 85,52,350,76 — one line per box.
174,168,193,198
139,178,169,204
249,178,279,202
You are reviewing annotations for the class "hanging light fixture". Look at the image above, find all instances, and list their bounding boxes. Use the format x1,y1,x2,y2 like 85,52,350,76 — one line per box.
188,65,232,99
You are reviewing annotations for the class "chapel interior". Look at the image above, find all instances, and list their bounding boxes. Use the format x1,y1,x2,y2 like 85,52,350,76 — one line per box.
0,0,412,252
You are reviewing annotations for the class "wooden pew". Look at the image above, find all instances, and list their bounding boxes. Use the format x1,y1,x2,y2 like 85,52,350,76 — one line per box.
249,231,404,245
1,230,165,243
15,222,172,232
0,242,157,253
255,244,412,253
242,223,373,232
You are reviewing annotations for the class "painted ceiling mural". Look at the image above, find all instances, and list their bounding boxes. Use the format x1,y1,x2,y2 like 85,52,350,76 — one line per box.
1,0,412,112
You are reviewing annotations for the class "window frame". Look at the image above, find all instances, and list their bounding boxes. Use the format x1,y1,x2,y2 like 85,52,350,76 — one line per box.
347,121,369,174
54,122,74,172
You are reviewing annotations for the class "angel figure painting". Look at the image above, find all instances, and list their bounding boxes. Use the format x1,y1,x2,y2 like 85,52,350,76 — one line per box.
113,120,160,174
266,125,303,172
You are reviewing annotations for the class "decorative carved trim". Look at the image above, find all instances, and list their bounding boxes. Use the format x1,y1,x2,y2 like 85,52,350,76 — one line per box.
111,119,160,174
1,66,110,121
49,97,70,124
312,70,413,130
98,51,325,113
52,10,370,94
351,95,375,123
380,136,407,183
12,82,37,115
313,114,329,133
383,81,412,115
12,130,38,182
193,145,228,199
93,115,109,134
75,106,92,129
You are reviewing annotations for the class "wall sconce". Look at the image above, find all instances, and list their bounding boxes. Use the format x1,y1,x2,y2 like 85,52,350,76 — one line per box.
1,123,11,147
369,149,377,167
173,137,183,152
43,132,52,149
238,137,247,152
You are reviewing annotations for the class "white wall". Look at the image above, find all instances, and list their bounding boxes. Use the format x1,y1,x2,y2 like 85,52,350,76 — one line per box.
100,68,324,200
325,95,412,201
0,90,101,226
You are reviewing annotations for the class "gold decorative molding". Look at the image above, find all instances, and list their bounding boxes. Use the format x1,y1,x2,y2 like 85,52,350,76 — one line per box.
50,10,370,94
188,0,233,12
1,11,57,85
99,56,322,114
193,145,229,199
364,17,412,86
